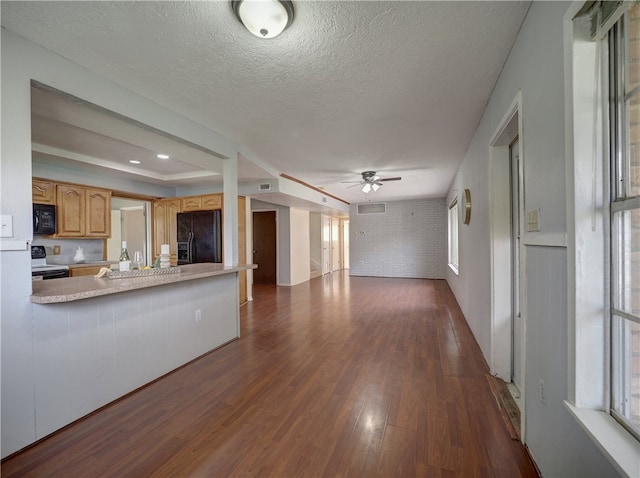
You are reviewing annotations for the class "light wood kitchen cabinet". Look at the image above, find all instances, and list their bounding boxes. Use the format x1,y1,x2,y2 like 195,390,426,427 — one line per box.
32,179,55,204
56,185,86,237
153,198,181,265
69,265,104,277
202,194,222,210
55,184,111,238
86,188,111,237
238,196,247,304
181,193,222,212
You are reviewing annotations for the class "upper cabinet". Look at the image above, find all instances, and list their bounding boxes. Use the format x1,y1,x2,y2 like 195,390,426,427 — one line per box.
86,188,111,237
56,184,86,237
32,179,55,204
181,194,222,212
54,183,111,238
153,198,181,265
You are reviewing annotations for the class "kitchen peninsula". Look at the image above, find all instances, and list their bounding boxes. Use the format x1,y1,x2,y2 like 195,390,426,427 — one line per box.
28,263,256,443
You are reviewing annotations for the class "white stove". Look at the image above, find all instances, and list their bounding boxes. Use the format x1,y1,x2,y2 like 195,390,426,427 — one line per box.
31,245,69,279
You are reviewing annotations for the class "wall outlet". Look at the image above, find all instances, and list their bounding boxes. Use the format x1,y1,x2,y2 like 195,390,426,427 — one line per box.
539,378,546,404
195,309,201,322
53,245,61,255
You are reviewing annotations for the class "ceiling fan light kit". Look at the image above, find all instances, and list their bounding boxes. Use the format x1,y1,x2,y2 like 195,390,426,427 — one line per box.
341,171,402,193
231,0,294,39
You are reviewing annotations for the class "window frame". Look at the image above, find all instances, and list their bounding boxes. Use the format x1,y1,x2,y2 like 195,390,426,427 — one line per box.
608,8,640,442
448,197,459,275
565,2,640,475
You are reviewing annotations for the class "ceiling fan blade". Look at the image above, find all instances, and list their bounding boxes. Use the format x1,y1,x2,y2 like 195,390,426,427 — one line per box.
379,177,402,182
347,183,362,188
340,180,362,183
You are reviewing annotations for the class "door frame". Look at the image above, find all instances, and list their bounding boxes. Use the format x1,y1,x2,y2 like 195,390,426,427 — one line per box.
252,209,279,285
489,92,526,435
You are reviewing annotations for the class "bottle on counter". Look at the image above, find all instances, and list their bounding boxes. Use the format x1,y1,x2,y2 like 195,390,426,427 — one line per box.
119,241,131,272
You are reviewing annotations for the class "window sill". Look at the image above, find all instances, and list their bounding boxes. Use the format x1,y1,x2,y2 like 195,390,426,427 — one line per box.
448,263,459,275
564,401,640,477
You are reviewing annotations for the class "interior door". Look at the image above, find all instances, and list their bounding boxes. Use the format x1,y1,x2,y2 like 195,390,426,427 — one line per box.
343,220,350,269
322,215,331,275
510,138,522,392
253,211,277,284
331,217,340,271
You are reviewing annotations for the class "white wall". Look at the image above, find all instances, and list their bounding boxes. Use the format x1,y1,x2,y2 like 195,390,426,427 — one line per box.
349,198,447,279
0,29,237,458
445,2,617,476
289,208,310,286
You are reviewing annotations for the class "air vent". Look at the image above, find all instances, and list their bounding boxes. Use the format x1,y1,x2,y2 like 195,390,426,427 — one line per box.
258,183,271,191
357,203,386,215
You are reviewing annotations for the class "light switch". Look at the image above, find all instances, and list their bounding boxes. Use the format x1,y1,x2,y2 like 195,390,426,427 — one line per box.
0,215,13,238
526,209,540,232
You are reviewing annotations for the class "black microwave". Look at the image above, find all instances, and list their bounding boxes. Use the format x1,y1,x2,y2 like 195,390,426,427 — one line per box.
33,204,56,235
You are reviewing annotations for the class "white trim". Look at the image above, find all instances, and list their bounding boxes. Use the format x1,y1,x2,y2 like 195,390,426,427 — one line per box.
522,232,568,247
489,91,526,442
565,402,640,478
0,240,29,251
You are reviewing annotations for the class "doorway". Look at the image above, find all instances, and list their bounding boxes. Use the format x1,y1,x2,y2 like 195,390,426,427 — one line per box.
107,197,151,265
331,217,340,272
253,211,277,284
510,138,522,393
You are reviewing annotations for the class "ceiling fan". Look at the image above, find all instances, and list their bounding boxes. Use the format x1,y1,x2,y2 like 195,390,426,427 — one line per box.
342,171,402,193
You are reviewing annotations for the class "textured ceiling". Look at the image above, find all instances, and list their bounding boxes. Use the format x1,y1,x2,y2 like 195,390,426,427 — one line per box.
2,1,531,204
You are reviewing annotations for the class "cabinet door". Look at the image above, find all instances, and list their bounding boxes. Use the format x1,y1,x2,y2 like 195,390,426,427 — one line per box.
153,201,168,259
32,179,55,205
202,194,222,210
166,199,181,265
181,197,202,212
153,199,181,264
86,188,111,237
56,185,86,237
238,196,247,304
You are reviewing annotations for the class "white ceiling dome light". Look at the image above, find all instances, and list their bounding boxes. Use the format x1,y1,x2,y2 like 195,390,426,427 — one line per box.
231,0,294,39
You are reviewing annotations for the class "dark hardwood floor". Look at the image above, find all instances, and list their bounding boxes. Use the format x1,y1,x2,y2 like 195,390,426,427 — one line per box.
2,272,539,477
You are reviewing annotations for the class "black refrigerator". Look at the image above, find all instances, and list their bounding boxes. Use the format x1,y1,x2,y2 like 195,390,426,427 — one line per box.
176,210,222,264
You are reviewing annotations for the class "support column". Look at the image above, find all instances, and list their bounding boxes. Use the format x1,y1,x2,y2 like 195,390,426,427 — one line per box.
223,154,239,266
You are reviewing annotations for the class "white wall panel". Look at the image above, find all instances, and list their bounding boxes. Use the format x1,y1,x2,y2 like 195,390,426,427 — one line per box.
31,274,238,443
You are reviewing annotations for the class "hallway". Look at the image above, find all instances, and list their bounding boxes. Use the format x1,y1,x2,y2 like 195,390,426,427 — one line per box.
2,272,538,477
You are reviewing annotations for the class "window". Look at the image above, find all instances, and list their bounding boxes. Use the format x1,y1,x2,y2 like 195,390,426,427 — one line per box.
448,198,459,274
609,2,640,441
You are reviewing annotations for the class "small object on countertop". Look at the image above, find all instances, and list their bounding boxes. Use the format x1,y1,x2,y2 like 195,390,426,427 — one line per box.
94,267,111,278
73,246,85,263
160,244,170,269
119,241,131,271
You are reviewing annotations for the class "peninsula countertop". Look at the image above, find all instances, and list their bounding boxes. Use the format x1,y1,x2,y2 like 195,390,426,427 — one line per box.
31,263,257,304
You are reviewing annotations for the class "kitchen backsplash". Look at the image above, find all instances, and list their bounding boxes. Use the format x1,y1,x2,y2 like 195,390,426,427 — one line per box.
32,238,104,264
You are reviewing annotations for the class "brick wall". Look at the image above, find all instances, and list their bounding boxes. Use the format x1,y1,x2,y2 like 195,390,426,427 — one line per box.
349,198,446,279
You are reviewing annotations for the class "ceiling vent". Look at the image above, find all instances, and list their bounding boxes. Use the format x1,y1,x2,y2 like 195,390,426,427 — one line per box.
258,183,271,191
357,203,386,215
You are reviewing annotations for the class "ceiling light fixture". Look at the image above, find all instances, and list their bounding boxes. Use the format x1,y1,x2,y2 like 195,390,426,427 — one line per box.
231,0,294,39
157,154,170,159
362,183,372,194
129,160,141,164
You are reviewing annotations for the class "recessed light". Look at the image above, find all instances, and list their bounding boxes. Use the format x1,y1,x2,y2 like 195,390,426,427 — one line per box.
129,160,141,164
157,154,170,159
